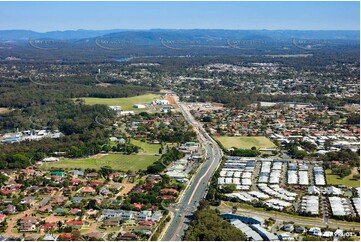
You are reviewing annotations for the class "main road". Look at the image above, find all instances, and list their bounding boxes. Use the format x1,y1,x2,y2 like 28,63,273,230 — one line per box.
161,96,223,241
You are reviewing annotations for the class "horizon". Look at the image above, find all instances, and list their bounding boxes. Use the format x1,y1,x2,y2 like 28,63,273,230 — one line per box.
1,28,361,33
0,1,359,32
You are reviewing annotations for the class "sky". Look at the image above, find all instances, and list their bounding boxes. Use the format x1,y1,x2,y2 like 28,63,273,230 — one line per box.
0,1,359,32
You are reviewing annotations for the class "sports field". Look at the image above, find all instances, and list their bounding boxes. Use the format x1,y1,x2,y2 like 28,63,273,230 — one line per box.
215,136,276,149
41,153,159,171
325,169,360,187
75,94,160,111
130,139,162,154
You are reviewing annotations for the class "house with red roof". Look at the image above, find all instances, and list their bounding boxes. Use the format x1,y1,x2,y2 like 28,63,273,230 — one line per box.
69,208,82,216
70,179,81,186
0,214,6,223
90,181,103,187
139,220,156,226
40,223,57,232
60,233,74,241
80,186,96,194
159,195,176,200
160,188,178,194
65,220,83,229
132,203,144,209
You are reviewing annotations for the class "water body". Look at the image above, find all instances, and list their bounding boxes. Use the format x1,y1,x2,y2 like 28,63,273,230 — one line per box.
114,57,132,62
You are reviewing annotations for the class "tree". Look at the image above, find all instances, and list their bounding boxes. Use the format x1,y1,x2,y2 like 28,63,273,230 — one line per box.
221,184,236,193
184,209,247,241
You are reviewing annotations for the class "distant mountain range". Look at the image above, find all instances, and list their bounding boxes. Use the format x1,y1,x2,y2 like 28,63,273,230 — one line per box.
0,29,128,40
0,29,359,41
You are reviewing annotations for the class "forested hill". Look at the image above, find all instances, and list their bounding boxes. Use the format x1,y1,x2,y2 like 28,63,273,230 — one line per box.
0,29,359,41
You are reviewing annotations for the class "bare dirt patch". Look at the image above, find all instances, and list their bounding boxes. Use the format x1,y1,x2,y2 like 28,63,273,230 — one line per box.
92,153,108,159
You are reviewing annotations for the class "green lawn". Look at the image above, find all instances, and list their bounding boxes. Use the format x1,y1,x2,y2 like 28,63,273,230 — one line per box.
41,153,159,171
130,139,162,154
75,94,161,111
325,169,360,187
215,136,276,149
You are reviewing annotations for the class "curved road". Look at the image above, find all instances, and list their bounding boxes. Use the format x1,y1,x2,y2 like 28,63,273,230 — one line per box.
162,98,223,241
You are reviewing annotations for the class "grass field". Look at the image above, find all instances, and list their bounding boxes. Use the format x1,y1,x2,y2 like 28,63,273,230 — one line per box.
75,94,161,111
215,136,276,149
325,169,360,187
41,153,159,171
130,139,162,154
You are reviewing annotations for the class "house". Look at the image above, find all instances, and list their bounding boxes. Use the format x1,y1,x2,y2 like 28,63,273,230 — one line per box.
21,197,36,206
70,179,81,186
38,205,53,213
3,204,16,214
133,229,152,236
133,203,144,209
51,196,66,205
294,226,306,234
109,172,123,180
323,186,342,196
90,181,103,187
68,170,84,177
72,197,86,204
102,219,119,227
281,224,294,232
133,104,146,109
307,186,320,195
0,214,6,223
69,208,82,216
322,231,334,238
50,171,63,177
159,195,176,200
81,186,96,194
160,188,178,194
65,220,83,229
51,175,63,183
40,223,57,232
42,234,57,241
19,217,40,231
122,210,135,220
334,229,344,239
86,209,98,218
84,232,103,241
150,211,163,222
117,232,139,241
53,207,68,215
43,157,59,162
138,220,156,226
59,233,73,241
86,172,99,179
101,209,135,220
137,210,152,221
0,189,19,195
308,227,322,236
21,167,37,176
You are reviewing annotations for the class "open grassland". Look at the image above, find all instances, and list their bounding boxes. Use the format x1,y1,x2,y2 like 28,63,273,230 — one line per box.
325,169,360,187
41,153,159,171
215,136,276,149
130,139,162,154
75,93,161,111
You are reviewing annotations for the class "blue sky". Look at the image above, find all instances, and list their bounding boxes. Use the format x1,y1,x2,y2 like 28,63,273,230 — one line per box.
0,1,359,32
